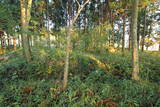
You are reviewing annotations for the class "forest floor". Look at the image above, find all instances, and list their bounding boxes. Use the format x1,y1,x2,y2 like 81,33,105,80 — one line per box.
0,49,160,107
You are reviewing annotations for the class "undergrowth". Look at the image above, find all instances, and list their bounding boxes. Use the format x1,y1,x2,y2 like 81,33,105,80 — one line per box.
0,49,159,107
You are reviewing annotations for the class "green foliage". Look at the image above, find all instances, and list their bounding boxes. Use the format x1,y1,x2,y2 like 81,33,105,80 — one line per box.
139,52,160,83
1,69,159,106
0,50,160,106
0,0,159,106
0,0,20,34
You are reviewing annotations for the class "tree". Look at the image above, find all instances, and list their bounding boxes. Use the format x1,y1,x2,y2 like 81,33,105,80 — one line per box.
63,0,90,90
20,0,32,62
131,0,140,81
0,0,20,51
141,7,147,52
122,16,126,53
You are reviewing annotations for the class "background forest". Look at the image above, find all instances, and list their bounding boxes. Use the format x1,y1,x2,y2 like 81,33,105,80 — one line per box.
0,0,160,107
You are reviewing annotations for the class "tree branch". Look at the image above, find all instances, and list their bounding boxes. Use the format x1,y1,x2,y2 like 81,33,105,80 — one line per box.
72,0,90,24
76,0,81,10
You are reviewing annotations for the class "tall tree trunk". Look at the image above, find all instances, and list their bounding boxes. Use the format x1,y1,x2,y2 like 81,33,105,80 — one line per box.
159,43,160,52
29,35,33,47
141,7,147,52
137,21,140,50
111,12,115,46
63,0,72,90
131,0,140,81
20,0,32,62
47,27,51,49
122,16,126,53
63,25,72,90
129,18,132,51
129,35,132,51
18,34,21,47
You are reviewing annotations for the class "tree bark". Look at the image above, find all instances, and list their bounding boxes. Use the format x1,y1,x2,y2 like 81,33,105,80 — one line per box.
63,0,72,90
137,21,140,50
131,0,140,81
20,0,32,62
18,34,21,47
63,26,72,90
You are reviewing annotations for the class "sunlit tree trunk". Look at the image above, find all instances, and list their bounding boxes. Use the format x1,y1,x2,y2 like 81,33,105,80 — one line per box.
131,0,140,81
20,0,32,62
